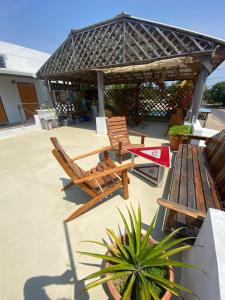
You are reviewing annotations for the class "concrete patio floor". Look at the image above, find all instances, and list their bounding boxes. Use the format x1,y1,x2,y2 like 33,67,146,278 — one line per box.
0,121,172,300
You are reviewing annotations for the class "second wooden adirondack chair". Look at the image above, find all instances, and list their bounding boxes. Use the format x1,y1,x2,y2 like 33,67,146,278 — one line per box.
50,137,134,221
106,116,147,163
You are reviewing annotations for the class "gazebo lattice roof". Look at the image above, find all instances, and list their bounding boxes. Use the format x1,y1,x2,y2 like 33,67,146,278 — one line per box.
37,13,225,84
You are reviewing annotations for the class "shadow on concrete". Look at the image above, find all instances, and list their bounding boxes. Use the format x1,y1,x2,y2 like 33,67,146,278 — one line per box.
67,120,96,133
23,223,89,300
60,177,91,205
66,120,169,143
63,222,89,300
59,177,126,217
23,270,73,300
141,151,175,241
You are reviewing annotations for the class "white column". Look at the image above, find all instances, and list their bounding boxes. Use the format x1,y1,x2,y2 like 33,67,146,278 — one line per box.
96,71,107,134
190,57,212,123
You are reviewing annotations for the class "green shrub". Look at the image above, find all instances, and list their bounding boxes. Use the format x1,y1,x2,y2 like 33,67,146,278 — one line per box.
168,125,192,136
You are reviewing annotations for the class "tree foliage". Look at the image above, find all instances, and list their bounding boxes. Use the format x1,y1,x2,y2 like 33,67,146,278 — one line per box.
203,81,225,106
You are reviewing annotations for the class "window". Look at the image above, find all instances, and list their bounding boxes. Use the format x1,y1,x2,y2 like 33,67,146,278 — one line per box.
0,55,6,68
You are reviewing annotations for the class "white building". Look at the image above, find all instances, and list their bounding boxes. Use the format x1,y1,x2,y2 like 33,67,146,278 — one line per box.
0,41,51,125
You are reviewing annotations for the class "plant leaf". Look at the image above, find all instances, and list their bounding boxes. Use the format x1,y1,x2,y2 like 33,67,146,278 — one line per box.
130,203,138,225
83,271,132,291
140,213,157,255
123,245,137,265
106,228,129,260
126,206,136,252
136,205,142,256
122,273,136,300
80,240,121,257
141,259,196,269
138,271,151,300
154,227,194,250
83,263,135,280
117,208,135,253
141,236,194,263
158,245,191,259
148,284,160,300
143,270,192,294
77,251,125,264
156,282,179,297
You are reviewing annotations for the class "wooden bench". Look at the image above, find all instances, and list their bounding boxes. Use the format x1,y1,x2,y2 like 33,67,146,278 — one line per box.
158,129,225,233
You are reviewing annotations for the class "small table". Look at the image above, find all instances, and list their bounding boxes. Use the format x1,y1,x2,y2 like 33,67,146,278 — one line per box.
127,146,171,187
198,107,212,127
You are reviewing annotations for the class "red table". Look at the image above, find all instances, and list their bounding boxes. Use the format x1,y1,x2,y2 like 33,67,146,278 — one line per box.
127,146,171,187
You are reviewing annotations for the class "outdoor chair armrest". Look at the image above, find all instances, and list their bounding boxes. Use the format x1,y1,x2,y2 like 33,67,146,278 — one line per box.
71,146,112,161
128,130,147,144
74,163,134,184
157,198,205,220
128,130,147,137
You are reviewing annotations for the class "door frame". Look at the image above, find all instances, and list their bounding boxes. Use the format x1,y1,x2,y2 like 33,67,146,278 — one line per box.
0,96,8,125
17,82,39,120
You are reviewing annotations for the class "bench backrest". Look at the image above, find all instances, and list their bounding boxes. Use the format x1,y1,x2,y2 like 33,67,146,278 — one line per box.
50,137,86,180
205,129,225,203
106,116,130,149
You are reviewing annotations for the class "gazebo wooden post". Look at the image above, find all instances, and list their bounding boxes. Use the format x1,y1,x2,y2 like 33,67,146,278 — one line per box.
190,57,212,123
96,71,107,134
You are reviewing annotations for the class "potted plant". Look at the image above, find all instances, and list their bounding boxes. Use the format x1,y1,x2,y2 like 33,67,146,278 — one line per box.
79,206,194,299
168,125,192,151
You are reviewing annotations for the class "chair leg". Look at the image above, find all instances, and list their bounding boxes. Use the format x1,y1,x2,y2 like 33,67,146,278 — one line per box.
122,170,129,200
165,210,177,231
65,195,103,222
61,181,74,192
103,150,109,161
65,182,123,222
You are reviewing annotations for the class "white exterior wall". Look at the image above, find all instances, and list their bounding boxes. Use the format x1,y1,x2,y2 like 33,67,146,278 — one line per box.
0,75,50,123
180,209,225,300
0,41,51,123
0,41,50,74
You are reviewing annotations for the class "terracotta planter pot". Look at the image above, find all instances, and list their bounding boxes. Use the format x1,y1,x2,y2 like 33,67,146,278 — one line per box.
105,237,174,300
169,135,181,151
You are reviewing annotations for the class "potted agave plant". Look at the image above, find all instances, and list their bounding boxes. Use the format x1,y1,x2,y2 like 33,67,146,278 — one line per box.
168,124,192,151
79,206,194,299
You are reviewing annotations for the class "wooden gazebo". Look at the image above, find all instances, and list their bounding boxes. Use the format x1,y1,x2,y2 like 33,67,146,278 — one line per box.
37,13,225,131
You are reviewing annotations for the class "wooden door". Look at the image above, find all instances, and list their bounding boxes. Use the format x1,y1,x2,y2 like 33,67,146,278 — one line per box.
0,97,8,125
17,83,38,119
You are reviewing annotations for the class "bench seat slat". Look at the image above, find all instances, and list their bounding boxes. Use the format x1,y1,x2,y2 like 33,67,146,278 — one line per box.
191,146,206,215
178,144,188,223
197,147,215,210
169,144,183,203
187,145,196,209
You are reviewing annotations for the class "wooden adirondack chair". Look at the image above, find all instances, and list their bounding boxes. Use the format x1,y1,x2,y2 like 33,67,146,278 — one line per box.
50,137,134,221
106,116,147,163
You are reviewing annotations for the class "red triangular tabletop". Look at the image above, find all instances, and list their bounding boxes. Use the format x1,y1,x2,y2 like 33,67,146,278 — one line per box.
127,146,171,168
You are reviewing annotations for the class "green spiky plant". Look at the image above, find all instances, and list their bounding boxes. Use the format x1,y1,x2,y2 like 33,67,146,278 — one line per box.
78,206,195,300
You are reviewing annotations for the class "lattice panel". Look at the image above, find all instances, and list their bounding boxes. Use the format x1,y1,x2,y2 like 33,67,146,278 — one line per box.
55,102,79,116
124,20,215,63
43,36,74,75
37,13,222,78
73,20,124,69
104,86,180,120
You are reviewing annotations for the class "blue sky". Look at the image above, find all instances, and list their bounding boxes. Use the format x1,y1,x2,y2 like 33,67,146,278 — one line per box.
1,0,225,85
